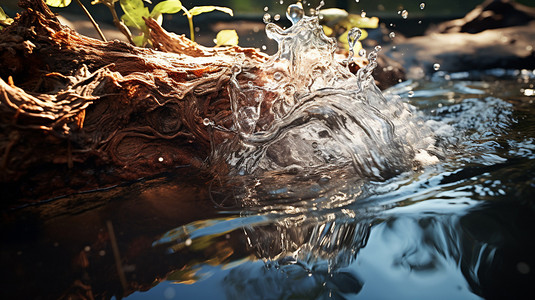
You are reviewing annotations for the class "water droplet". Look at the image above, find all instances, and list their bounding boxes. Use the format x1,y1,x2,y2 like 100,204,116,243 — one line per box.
408,91,414,97
401,10,408,19
389,32,396,39
273,72,283,81
280,0,284,4
312,142,318,148
185,238,192,246
317,1,325,11
358,48,366,57
203,118,212,126
274,14,281,21
433,63,440,71
263,13,271,23
286,3,304,25
264,6,269,12
158,156,164,162
360,11,366,18
347,27,362,50
420,3,425,9
261,45,267,50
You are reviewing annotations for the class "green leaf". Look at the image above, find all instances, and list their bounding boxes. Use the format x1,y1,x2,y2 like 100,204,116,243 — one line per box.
46,0,72,7
345,15,379,29
132,33,148,47
0,6,14,29
318,8,348,23
91,0,118,5
214,29,238,47
150,0,182,19
188,6,233,17
120,0,150,30
339,28,368,44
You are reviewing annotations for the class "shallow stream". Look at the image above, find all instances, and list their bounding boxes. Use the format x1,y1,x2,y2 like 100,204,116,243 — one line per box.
1,4,535,300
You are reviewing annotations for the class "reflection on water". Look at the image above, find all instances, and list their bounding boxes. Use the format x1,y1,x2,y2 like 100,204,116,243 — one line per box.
2,71,535,299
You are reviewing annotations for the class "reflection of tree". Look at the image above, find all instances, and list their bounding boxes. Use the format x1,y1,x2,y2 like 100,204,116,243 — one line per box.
243,216,371,268
224,214,372,299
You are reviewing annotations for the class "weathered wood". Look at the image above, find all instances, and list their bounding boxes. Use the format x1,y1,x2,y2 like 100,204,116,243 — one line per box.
0,0,268,203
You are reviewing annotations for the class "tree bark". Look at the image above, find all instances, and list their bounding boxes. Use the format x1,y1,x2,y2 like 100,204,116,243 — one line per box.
0,0,267,203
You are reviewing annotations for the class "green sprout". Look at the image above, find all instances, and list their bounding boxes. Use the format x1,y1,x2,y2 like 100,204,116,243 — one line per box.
46,0,108,41
319,8,379,53
0,6,14,30
117,0,234,46
45,0,235,47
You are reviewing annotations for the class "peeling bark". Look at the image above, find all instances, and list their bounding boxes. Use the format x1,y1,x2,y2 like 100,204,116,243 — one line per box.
0,0,269,203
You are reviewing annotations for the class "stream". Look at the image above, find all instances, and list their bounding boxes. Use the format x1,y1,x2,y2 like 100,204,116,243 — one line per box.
1,2,534,300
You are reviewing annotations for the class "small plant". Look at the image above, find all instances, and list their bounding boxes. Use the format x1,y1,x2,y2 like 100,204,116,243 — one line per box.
0,6,14,30
319,8,379,53
45,0,235,47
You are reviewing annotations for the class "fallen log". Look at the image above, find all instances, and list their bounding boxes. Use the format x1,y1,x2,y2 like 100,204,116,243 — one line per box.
0,0,271,204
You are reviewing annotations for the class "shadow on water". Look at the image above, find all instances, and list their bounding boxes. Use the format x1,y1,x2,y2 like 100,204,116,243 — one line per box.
2,4,535,299
2,72,534,298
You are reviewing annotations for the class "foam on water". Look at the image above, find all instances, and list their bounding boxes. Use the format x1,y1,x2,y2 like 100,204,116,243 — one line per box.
211,9,440,183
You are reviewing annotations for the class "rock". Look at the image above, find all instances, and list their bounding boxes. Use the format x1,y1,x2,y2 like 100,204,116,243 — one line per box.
384,0,535,77
428,0,535,34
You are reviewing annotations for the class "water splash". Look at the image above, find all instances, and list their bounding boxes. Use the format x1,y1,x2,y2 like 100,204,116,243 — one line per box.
346,27,362,67
212,9,440,183
286,2,304,25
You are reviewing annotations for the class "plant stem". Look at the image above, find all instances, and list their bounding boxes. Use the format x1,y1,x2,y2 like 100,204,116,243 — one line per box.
182,8,195,42
74,0,107,42
105,3,134,44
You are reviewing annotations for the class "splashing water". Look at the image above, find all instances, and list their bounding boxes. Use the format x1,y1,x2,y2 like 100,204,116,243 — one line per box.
286,2,304,25
346,27,362,67
211,10,440,184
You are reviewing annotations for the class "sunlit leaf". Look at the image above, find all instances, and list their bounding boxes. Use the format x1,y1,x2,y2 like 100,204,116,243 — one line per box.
322,25,333,36
319,8,348,23
132,33,148,47
150,0,182,19
345,15,379,29
214,29,238,47
120,0,149,30
188,6,233,17
91,0,118,5
46,0,72,7
0,6,14,29
339,28,368,44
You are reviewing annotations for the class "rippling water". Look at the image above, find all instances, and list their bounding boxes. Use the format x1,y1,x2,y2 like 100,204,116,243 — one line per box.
128,69,535,300
2,9,535,300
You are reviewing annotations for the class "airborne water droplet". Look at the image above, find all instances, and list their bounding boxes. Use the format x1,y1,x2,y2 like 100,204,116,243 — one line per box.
286,3,304,25
274,14,281,21
358,48,366,57
433,63,441,71
203,118,212,126
263,13,271,23
264,6,269,12
347,27,362,50
401,10,408,19
408,91,414,97
389,32,396,39
346,27,362,67
420,3,426,9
